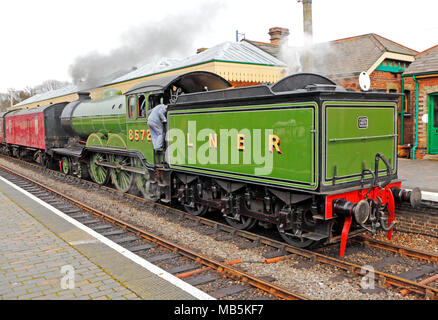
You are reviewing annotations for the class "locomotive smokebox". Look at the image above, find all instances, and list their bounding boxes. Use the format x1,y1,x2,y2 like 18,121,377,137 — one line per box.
333,199,371,225
391,187,422,208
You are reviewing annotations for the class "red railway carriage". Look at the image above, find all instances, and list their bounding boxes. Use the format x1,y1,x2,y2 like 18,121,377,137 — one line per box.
4,103,70,162
0,111,9,144
5,108,46,149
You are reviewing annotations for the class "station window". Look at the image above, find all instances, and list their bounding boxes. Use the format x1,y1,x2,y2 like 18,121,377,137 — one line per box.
404,90,411,114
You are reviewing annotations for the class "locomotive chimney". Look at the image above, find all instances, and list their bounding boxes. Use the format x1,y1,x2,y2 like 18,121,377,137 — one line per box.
268,27,290,46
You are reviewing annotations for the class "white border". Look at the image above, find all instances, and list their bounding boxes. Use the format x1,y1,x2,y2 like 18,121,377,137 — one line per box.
0,175,215,300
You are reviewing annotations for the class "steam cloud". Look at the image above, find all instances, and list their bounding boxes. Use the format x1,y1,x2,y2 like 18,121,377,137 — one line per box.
69,2,225,88
279,34,338,77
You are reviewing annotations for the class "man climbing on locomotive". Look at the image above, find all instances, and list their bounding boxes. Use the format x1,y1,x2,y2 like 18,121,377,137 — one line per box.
147,103,168,151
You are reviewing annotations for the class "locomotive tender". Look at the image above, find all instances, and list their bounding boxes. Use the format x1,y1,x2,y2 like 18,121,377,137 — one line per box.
0,71,421,256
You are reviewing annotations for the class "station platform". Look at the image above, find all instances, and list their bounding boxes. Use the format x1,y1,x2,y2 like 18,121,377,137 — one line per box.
0,177,213,300
398,158,438,200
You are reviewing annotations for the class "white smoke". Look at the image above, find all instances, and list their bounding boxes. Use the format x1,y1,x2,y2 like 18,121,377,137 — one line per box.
279,33,338,77
68,2,225,87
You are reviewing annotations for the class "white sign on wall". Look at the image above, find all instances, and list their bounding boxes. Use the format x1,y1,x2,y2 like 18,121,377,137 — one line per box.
422,114,429,124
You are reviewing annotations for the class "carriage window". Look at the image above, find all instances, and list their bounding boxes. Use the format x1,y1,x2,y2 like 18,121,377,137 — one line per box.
35,116,38,135
128,96,137,119
138,95,146,118
9,119,11,134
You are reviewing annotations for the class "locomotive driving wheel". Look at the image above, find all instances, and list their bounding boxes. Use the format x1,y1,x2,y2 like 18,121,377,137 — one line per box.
134,159,159,202
109,155,137,194
89,153,110,185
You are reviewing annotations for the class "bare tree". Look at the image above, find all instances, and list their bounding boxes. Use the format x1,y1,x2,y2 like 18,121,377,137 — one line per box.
0,79,71,110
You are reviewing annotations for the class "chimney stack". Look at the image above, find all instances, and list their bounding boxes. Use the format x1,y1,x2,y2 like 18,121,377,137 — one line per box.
268,27,290,46
196,47,208,54
302,0,313,44
299,0,313,72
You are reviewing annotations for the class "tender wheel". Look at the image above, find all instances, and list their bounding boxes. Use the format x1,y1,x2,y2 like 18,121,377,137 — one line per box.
134,159,159,202
275,204,315,248
33,150,45,166
76,162,89,179
109,155,138,194
277,225,315,248
225,215,257,230
184,203,208,216
89,153,110,185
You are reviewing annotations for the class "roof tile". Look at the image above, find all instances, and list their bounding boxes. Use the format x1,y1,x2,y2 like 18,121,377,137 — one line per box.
404,45,438,75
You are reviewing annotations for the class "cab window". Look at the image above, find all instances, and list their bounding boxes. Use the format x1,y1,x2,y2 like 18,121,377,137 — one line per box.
138,95,146,118
128,96,137,119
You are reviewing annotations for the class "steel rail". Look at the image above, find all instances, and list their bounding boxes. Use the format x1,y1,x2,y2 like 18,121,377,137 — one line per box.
355,235,438,264
1,155,438,299
0,162,309,301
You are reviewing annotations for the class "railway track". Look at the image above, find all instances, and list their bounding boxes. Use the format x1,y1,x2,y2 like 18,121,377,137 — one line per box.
0,161,308,300
1,154,438,299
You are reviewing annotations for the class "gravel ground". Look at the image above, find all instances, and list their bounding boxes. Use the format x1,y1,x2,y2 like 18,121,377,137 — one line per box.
373,231,438,254
0,158,423,300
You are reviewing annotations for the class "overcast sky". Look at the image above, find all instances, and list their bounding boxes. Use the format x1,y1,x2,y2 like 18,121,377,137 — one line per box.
0,0,437,92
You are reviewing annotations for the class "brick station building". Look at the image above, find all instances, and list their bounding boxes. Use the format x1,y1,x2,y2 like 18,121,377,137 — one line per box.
402,45,438,159
246,28,421,157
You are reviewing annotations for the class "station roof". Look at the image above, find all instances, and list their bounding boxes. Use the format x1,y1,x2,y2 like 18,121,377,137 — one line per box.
12,41,286,109
244,33,418,78
13,84,79,108
7,102,67,116
404,45,438,76
108,41,286,86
